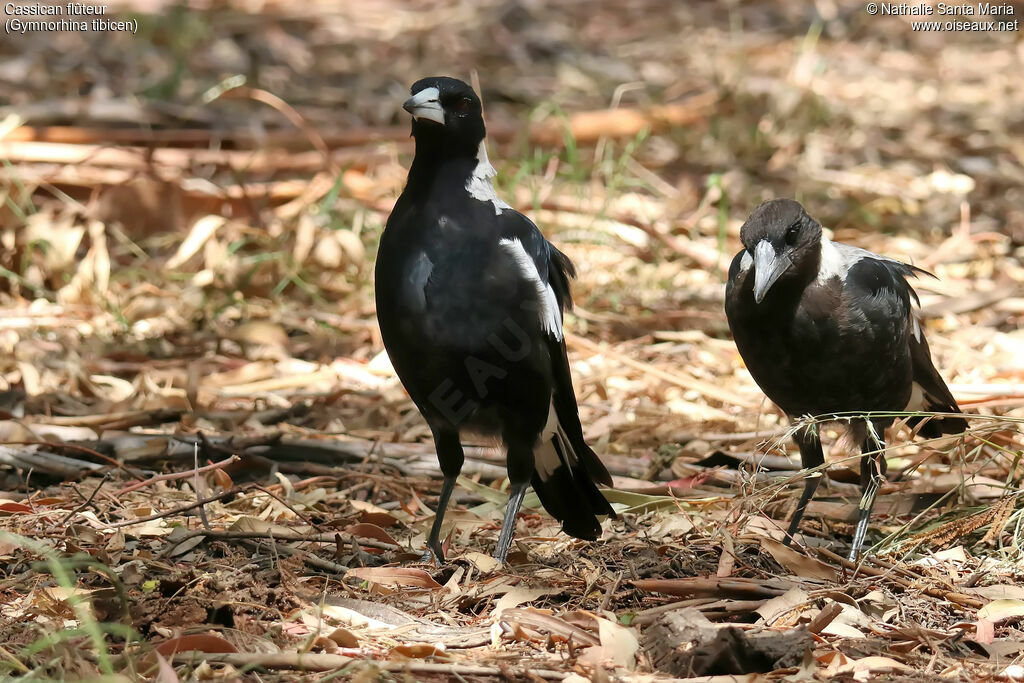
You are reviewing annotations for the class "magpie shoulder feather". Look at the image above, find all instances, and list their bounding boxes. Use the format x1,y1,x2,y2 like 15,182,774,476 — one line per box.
825,247,966,434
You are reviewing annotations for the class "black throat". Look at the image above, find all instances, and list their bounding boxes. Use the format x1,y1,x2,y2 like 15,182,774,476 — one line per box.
404,133,481,201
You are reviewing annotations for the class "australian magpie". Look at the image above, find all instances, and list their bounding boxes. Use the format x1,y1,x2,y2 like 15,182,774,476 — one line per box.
374,76,615,563
724,199,966,560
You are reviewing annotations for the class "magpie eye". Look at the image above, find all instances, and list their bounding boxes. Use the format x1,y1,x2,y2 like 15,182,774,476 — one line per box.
453,97,472,114
784,224,800,245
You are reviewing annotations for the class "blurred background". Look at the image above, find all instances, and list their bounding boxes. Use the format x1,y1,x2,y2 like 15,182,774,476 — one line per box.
1,0,1020,444
1,1,1024,675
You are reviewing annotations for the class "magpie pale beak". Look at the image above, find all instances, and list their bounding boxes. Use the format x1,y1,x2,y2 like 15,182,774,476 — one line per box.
403,86,445,125
752,239,792,303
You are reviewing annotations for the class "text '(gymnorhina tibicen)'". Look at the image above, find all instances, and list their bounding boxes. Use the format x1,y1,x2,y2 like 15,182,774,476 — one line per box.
724,199,966,560
375,76,615,563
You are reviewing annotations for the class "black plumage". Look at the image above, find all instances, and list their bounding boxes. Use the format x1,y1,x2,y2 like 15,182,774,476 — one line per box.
724,199,966,560
375,76,614,563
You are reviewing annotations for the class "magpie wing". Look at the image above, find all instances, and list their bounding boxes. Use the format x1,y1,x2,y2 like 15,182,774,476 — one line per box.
499,214,614,489
846,255,965,436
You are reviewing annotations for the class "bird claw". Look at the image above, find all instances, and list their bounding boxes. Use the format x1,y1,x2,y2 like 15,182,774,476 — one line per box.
422,541,446,565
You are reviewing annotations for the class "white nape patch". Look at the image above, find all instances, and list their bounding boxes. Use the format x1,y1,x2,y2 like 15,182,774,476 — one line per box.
405,86,444,124
467,141,513,215
497,237,563,340
534,400,576,482
905,381,926,411
817,234,912,286
816,235,862,284
739,250,753,272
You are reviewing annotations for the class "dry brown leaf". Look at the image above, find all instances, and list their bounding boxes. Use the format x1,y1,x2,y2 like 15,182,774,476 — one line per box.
500,608,601,647
153,652,180,683
976,618,995,645
838,656,913,680
464,551,501,573
760,538,838,582
154,633,238,656
577,616,639,670
490,586,558,618
978,599,1024,624
231,321,289,348
293,213,316,264
345,523,400,547
821,603,872,639
389,643,447,659
167,215,226,269
756,587,809,626
967,585,1024,601
346,567,443,590
327,627,360,648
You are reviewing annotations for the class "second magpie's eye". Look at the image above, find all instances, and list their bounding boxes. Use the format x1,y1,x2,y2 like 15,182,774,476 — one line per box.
785,224,800,245
453,97,472,113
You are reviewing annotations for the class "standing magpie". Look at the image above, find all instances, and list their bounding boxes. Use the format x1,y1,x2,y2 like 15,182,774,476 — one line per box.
375,76,614,563
724,199,966,560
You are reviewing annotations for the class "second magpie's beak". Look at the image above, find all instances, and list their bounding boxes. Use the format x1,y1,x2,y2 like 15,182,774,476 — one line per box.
752,239,792,304
403,86,445,125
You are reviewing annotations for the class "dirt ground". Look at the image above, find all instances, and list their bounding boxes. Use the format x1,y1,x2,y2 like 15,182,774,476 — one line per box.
0,0,1023,680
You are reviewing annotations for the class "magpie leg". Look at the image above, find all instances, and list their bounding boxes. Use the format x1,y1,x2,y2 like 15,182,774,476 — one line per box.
423,426,464,564
494,482,529,563
424,475,457,562
784,423,825,547
849,418,890,561
493,436,535,563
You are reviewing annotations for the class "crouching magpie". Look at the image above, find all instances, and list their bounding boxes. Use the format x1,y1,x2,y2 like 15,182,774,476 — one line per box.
724,199,966,560
375,76,615,563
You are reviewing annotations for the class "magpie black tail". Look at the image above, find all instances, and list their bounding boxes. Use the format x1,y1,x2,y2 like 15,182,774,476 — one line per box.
535,320,615,540
909,404,967,438
907,330,967,438
531,430,615,541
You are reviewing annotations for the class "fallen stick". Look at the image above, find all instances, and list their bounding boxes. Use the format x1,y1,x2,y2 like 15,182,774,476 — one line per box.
155,528,401,562
4,441,144,480
806,601,843,635
168,652,570,679
115,455,240,495
108,488,242,529
24,408,182,429
632,576,792,600
0,445,104,478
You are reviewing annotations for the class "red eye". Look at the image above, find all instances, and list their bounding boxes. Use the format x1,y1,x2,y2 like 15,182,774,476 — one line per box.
454,97,472,113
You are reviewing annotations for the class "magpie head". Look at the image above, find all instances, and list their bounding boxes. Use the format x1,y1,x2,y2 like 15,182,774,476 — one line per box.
739,198,822,303
403,76,486,155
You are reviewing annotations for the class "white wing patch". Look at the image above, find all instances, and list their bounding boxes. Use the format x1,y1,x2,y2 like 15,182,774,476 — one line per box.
467,141,513,215
905,381,926,411
535,399,576,482
911,311,922,341
497,237,563,340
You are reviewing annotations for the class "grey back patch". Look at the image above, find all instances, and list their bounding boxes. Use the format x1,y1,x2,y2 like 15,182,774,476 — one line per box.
404,251,433,312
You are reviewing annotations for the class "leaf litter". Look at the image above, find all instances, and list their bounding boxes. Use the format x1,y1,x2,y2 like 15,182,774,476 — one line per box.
0,0,1023,680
